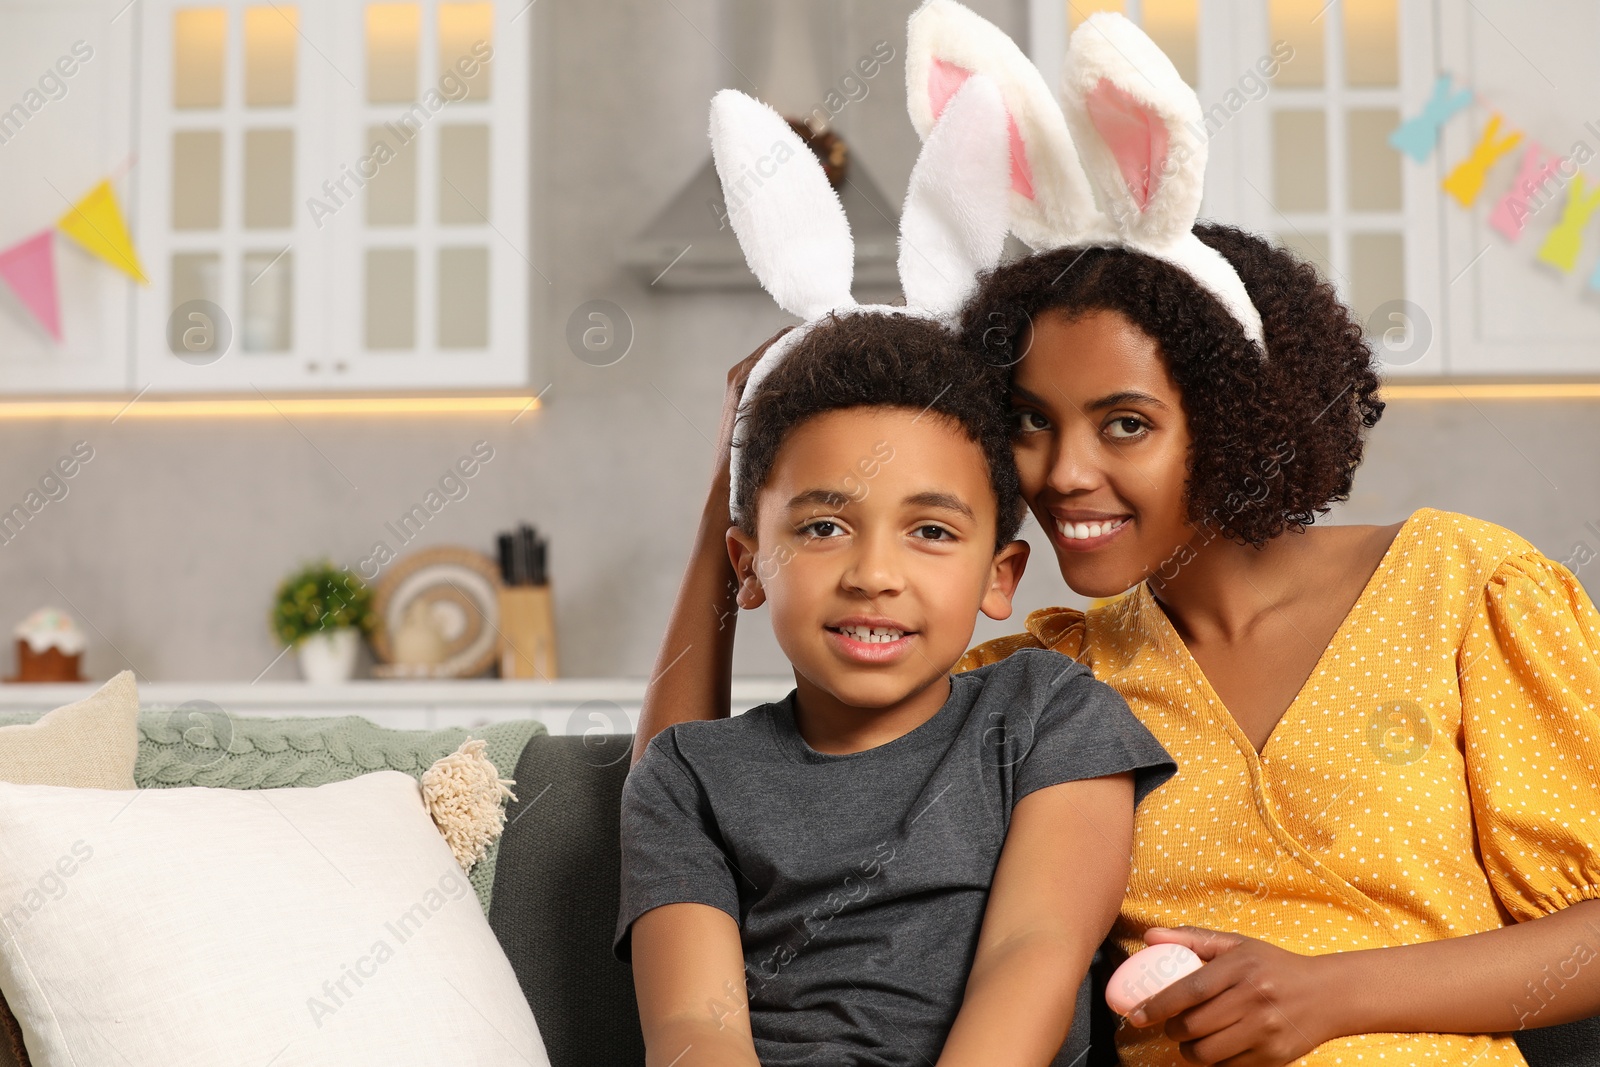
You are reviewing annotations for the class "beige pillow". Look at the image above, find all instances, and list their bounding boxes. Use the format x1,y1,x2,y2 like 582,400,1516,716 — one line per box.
0,670,137,790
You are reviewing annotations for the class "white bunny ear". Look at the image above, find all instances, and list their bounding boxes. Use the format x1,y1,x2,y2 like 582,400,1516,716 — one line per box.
898,75,1011,319
1060,15,1263,345
1061,13,1206,249
906,0,1105,251
709,89,855,319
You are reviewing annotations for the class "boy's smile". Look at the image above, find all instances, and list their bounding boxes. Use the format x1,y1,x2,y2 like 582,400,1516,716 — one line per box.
824,614,917,664
728,407,1027,755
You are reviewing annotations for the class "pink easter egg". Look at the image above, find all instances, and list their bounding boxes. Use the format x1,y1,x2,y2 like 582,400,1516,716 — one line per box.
1105,943,1204,1017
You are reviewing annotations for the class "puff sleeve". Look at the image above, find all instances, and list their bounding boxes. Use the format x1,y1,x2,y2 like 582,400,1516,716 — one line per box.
955,607,1087,674
1459,551,1600,921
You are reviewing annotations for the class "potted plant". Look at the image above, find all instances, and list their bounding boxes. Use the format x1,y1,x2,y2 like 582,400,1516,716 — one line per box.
270,562,376,683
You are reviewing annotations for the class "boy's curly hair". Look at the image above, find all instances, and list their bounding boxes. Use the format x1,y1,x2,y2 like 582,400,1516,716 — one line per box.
736,312,1025,548
959,222,1384,546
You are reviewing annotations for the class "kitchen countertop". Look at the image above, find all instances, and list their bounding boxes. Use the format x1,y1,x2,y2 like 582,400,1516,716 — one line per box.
0,678,796,733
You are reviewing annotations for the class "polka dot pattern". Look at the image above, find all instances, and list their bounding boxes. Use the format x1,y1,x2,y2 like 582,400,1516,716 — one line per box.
958,508,1600,1066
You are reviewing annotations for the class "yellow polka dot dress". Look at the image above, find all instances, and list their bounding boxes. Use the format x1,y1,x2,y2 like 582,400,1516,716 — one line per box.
958,508,1600,1065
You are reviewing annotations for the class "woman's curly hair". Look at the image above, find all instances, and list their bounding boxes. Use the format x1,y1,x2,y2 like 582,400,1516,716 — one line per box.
959,222,1384,546
736,312,1026,548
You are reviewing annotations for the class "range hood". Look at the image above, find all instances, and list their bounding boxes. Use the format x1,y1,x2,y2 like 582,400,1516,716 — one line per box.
620,158,900,289
620,0,901,292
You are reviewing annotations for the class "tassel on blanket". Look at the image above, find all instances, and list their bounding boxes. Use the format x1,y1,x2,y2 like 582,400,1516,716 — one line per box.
421,738,517,870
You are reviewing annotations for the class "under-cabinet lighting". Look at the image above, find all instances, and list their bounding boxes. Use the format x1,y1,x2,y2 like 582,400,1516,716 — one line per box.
1380,382,1600,400
0,396,544,419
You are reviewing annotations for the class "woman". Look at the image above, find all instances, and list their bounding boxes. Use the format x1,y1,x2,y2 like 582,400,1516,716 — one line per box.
634,224,1600,1066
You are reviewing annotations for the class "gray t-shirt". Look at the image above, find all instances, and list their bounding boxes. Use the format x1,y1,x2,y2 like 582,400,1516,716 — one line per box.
615,647,1175,1067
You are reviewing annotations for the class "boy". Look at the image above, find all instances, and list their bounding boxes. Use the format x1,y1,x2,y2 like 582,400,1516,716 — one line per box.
615,314,1174,1066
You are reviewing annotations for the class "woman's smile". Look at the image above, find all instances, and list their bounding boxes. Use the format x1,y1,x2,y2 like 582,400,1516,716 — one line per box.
1049,512,1133,551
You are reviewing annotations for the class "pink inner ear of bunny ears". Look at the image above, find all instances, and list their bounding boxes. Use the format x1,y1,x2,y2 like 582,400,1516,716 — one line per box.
1084,78,1169,211
928,58,1035,201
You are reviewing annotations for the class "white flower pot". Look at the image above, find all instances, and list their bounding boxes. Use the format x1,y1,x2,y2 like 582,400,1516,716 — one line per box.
297,629,361,683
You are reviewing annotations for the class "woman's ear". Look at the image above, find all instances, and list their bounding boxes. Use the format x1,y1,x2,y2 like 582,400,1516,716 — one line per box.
980,539,1031,621
726,526,768,609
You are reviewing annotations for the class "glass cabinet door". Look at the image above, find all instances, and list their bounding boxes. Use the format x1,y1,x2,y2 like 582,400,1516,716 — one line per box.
131,0,530,393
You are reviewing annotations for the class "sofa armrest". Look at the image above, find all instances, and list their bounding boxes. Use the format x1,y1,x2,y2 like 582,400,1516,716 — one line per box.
488,732,645,1067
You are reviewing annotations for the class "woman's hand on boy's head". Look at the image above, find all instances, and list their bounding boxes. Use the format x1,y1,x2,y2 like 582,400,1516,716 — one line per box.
1127,925,1348,1066
715,327,796,494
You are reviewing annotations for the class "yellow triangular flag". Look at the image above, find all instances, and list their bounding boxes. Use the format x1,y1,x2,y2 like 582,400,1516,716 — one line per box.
57,180,147,284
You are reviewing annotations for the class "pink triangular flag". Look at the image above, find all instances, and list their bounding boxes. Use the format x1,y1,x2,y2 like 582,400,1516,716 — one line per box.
0,230,62,342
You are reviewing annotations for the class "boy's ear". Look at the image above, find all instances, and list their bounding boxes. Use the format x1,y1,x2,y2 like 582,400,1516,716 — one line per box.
726,526,767,610
980,539,1030,621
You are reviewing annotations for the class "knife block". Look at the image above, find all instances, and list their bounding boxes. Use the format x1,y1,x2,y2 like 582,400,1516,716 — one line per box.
498,584,559,679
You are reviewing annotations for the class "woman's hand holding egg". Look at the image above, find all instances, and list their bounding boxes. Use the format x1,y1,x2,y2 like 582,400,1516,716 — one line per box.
1107,943,1204,1016
1120,926,1350,1067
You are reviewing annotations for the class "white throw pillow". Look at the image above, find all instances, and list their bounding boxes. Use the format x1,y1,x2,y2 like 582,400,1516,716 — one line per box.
0,771,549,1067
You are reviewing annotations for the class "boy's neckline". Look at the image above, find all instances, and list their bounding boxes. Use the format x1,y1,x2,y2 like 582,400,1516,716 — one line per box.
768,674,972,763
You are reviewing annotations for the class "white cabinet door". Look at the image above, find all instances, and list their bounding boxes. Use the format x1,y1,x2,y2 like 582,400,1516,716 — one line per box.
130,0,337,393
128,0,530,393
1224,1,1446,376
0,0,135,393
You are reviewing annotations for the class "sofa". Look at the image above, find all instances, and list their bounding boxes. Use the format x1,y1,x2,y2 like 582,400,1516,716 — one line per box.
2,714,1594,1067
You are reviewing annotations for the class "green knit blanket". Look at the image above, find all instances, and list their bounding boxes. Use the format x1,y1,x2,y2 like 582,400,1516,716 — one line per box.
0,708,545,914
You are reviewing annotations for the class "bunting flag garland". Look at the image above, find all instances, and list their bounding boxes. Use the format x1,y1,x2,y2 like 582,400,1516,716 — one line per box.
1393,77,1600,299
0,230,62,341
1441,115,1521,208
0,175,146,344
56,179,147,284
1488,144,1564,242
1389,75,1474,163
1536,174,1600,273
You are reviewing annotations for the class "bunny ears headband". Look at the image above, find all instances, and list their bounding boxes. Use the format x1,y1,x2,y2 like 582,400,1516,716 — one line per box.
710,74,1013,521
711,2,1262,519
906,0,1265,348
